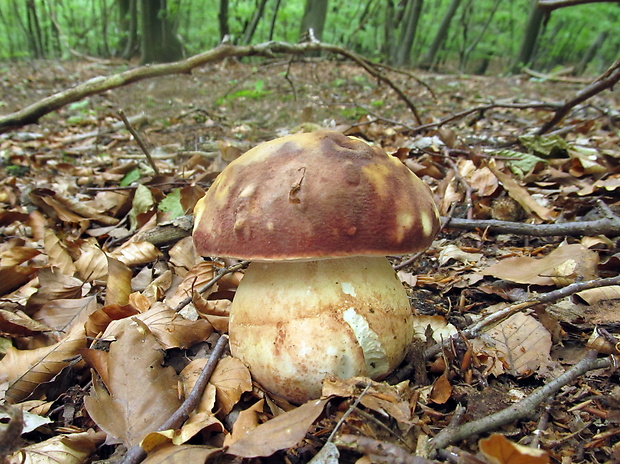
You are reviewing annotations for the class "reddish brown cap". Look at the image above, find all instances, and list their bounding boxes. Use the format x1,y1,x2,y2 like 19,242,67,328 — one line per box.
193,131,440,261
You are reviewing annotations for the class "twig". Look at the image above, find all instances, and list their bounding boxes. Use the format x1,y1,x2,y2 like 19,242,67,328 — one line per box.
173,261,248,312
118,110,160,175
426,351,611,455
120,334,229,464
405,101,560,135
327,382,371,442
425,274,620,360
442,215,620,237
537,57,620,135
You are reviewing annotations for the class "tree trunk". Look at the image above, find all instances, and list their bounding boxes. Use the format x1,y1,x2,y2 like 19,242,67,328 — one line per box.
268,0,283,41
242,0,269,44
140,0,184,64
26,0,44,58
392,0,423,66
573,30,609,75
511,0,546,73
419,0,462,70
218,0,230,40
299,0,329,41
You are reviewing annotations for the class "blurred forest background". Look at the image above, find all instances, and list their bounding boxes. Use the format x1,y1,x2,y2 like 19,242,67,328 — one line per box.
1,0,619,75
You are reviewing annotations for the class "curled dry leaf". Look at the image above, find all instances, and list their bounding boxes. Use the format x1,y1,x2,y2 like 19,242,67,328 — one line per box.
430,372,452,404
479,433,550,464
223,399,265,447
0,266,37,296
83,303,139,340
84,318,182,448
73,241,108,282
412,315,458,343
109,240,163,266
104,256,132,307
5,430,106,464
225,398,329,458
27,267,85,309
43,229,77,276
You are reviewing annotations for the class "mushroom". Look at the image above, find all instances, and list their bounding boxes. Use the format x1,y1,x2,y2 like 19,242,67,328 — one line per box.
193,130,440,404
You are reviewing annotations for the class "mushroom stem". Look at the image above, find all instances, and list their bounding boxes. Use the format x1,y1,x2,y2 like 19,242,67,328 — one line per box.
229,256,413,404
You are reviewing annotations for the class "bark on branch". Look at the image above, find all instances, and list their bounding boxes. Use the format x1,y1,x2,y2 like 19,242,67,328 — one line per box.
0,41,423,133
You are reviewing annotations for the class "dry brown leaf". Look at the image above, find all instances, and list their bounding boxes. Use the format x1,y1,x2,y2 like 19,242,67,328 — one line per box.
27,267,85,309
469,166,499,197
438,244,483,266
135,302,213,349
35,296,98,332
482,243,599,286
105,256,132,307
168,236,201,277
486,312,552,377
166,261,218,309
1,321,87,403
43,229,77,276
225,398,329,458
28,188,91,226
0,245,40,267
479,433,550,464
322,377,412,424
488,160,556,220
142,270,173,305
209,356,253,415
140,444,222,464
0,309,51,336
577,286,620,305
223,399,265,447
110,240,163,266
74,242,108,282
5,430,106,464
430,372,452,404
84,304,139,339
0,266,37,296
84,318,182,448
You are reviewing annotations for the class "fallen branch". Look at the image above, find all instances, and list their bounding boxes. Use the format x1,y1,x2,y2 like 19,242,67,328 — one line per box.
0,41,424,133
426,350,611,455
537,57,620,135
443,215,620,237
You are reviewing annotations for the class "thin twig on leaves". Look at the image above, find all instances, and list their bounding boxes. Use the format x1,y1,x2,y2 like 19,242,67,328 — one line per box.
118,110,159,175
442,215,620,237
426,351,611,455
173,261,248,312
121,334,229,464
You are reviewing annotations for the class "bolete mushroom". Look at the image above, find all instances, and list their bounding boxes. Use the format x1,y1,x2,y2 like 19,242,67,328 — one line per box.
193,130,440,404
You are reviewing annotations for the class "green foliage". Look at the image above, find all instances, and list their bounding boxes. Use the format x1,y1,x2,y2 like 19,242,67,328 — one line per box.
0,0,618,75
120,167,141,187
158,188,185,219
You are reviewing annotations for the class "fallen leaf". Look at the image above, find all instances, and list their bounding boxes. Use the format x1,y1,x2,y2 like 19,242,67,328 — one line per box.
223,399,265,447
43,229,77,276
105,256,132,306
5,430,105,464
141,444,222,464
84,318,182,448
486,312,552,377
225,398,329,458
430,372,452,404
479,433,550,464
482,243,598,286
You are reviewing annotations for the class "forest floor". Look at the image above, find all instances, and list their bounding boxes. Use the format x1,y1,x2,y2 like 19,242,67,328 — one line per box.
1,57,619,464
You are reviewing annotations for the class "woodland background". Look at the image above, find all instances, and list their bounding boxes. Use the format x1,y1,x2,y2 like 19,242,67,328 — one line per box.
1,0,619,73
1,1,620,464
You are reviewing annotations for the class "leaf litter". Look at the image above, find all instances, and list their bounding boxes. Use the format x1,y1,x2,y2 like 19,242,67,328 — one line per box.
0,59,619,463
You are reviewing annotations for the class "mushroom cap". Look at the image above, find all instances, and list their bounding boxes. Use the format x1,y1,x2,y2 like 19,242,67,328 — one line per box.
193,130,439,261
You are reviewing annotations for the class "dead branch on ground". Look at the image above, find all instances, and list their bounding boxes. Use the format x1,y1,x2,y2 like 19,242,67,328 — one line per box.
0,41,424,133
537,57,620,135
426,350,611,456
443,215,620,237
